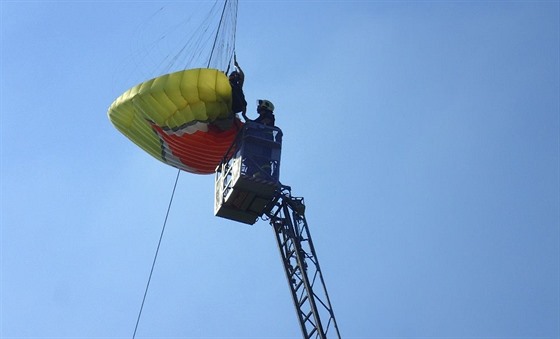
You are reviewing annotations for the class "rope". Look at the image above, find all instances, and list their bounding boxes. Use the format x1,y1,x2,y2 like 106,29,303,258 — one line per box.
132,169,181,339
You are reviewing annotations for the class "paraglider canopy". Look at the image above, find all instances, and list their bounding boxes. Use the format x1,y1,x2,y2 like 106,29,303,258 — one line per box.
108,68,242,174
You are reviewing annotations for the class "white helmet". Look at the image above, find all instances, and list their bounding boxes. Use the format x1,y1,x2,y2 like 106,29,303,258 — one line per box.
257,99,275,112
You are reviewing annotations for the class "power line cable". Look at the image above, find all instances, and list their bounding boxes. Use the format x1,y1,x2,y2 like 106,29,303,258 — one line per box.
132,169,181,339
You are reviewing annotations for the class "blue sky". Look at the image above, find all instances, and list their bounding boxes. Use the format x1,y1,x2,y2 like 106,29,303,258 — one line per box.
1,1,559,338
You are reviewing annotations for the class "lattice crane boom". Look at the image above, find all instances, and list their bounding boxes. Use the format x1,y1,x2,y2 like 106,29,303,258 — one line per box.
265,188,341,339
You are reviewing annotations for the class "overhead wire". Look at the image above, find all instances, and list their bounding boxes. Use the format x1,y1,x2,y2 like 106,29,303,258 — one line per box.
132,169,180,339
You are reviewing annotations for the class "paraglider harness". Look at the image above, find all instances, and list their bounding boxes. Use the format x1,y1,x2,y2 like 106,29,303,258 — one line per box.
230,74,247,115
228,56,247,115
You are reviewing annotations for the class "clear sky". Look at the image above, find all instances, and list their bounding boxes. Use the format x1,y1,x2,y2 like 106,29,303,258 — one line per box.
1,1,559,338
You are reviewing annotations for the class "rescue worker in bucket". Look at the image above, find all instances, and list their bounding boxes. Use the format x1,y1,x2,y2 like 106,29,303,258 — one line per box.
242,99,275,126
242,99,278,179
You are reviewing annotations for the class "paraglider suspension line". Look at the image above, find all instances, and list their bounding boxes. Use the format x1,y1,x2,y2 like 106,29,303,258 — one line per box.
132,169,181,339
207,0,235,68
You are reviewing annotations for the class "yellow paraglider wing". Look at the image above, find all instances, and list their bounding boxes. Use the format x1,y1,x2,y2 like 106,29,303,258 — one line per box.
108,68,241,174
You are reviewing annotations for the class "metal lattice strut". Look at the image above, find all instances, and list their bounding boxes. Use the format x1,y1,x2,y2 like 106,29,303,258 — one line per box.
265,188,341,339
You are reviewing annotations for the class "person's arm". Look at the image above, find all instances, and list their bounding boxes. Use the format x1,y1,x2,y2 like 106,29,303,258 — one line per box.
234,55,244,87
242,110,250,122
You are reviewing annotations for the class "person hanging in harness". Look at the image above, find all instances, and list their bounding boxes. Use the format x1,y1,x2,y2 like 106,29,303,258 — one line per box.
229,55,247,117
212,55,246,131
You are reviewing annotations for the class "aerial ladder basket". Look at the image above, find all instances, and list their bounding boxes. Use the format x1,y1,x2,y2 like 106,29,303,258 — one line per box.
215,122,341,338
215,121,283,225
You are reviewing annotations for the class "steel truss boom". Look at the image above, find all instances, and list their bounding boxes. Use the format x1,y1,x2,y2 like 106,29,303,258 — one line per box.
265,187,341,339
